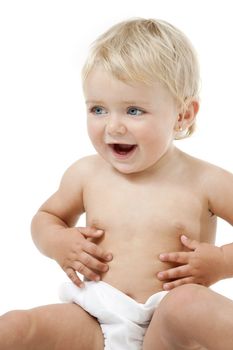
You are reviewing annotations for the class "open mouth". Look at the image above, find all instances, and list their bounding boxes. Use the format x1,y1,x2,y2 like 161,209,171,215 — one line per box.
109,143,137,157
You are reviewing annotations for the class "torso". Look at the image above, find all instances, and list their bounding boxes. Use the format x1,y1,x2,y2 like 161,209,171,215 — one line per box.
83,149,217,303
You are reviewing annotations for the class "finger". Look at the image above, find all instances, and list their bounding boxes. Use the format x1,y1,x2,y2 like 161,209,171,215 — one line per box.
72,261,101,282
65,267,85,288
163,276,195,291
181,235,199,250
157,265,190,281
77,226,104,238
83,240,113,262
79,251,109,273
159,251,189,264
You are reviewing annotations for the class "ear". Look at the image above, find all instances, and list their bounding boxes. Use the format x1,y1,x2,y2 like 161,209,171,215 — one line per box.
175,99,199,132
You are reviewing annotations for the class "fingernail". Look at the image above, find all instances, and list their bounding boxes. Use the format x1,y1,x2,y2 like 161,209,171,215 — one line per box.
163,284,170,291
159,254,166,260
157,272,163,279
97,230,103,234
181,235,188,239
103,265,109,272
105,254,112,261
95,276,100,282
79,282,85,288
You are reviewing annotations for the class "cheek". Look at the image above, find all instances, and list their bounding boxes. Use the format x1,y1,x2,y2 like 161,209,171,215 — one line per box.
134,122,160,144
138,123,173,151
87,119,101,144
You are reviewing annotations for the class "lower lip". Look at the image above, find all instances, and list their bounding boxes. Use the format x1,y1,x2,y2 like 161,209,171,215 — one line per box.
108,145,137,160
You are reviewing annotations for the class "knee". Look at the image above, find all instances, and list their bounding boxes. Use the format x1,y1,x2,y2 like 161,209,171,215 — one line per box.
162,284,206,308
157,284,207,329
0,310,33,342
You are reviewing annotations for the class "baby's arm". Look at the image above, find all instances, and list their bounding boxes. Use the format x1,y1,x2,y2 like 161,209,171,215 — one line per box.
158,164,233,290
31,157,112,287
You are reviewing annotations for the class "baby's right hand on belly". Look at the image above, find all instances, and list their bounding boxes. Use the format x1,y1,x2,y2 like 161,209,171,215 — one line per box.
53,227,113,288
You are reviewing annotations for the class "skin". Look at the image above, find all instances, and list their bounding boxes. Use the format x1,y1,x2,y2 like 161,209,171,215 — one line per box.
1,66,233,349
143,284,233,350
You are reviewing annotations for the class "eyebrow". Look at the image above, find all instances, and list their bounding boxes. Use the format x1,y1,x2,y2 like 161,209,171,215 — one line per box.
85,100,151,106
85,100,105,105
122,100,151,106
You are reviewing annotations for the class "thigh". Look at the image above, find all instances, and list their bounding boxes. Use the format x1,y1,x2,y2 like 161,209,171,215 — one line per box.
143,290,205,350
28,303,104,350
144,284,233,350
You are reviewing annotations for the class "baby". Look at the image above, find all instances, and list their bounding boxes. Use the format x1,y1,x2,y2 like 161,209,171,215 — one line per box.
19,18,233,350
29,18,233,349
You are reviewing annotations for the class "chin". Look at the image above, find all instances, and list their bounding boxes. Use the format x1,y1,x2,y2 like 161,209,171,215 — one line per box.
112,163,146,175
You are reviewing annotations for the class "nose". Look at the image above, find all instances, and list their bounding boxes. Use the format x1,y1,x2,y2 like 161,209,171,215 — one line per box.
106,115,127,136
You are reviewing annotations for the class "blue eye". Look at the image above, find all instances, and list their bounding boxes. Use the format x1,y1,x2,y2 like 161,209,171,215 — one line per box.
91,106,107,115
127,107,143,116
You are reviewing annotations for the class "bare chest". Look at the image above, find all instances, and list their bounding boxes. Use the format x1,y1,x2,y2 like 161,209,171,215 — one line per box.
83,177,216,244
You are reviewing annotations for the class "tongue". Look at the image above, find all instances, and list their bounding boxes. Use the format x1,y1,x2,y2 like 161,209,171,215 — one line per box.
114,144,135,154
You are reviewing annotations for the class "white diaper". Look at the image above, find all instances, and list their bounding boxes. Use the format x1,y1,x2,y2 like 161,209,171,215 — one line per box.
59,281,167,350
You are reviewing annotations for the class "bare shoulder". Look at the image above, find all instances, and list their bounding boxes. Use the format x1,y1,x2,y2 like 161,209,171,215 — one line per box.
178,149,232,179
179,150,233,223
59,154,108,198
38,155,105,225
62,154,105,183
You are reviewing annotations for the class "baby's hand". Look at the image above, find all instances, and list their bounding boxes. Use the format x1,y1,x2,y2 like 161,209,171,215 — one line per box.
157,235,226,290
54,226,113,288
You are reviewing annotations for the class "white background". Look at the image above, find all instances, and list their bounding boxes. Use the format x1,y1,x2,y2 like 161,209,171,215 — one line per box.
0,0,233,314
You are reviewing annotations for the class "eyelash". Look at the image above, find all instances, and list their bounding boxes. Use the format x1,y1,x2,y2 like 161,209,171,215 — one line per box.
127,107,144,116
90,106,107,115
89,106,145,117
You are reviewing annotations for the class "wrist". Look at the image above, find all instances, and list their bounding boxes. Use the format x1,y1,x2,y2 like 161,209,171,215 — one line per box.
220,243,233,279
48,227,69,262
31,210,69,258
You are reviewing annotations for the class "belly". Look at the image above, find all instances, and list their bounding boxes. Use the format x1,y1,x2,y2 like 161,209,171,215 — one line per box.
97,236,183,303
87,215,215,303
101,256,172,303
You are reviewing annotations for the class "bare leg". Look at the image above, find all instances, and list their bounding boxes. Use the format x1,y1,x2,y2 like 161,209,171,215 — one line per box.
143,284,233,350
0,303,104,350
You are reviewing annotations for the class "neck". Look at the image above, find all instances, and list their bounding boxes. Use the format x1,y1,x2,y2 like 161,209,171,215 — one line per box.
126,145,181,181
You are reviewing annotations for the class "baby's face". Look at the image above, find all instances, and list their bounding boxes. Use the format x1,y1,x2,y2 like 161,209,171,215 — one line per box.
83,66,179,175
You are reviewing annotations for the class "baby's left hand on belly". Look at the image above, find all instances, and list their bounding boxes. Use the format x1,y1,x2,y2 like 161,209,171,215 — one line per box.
156,235,226,290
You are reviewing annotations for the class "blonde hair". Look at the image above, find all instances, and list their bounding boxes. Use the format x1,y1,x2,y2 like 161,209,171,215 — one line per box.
82,18,200,139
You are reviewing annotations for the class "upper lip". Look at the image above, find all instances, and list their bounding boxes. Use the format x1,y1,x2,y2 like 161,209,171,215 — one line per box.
106,141,136,145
